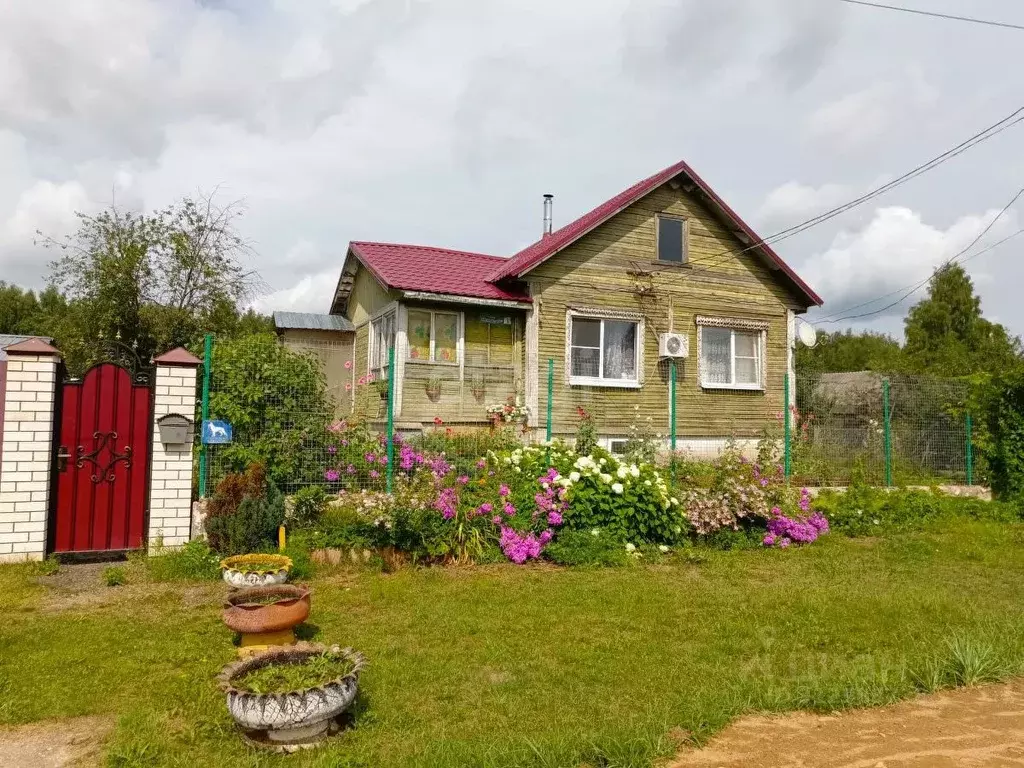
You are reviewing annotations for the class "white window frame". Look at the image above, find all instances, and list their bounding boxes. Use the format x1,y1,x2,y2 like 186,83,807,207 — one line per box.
696,315,768,391
367,303,397,378
405,308,463,366
565,307,644,389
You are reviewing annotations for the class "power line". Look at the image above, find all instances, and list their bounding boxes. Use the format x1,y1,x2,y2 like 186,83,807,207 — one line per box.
838,0,1024,32
817,187,1024,324
681,105,1024,275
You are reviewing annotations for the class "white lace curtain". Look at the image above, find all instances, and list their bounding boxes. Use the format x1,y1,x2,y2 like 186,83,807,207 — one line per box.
603,320,636,379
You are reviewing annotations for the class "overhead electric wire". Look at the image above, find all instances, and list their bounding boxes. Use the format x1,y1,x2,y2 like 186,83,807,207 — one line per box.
684,105,1024,275
818,186,1024,324
838,0,1024,32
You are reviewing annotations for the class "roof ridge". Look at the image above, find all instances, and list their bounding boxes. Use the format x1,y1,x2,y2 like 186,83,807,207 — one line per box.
350,240,506,261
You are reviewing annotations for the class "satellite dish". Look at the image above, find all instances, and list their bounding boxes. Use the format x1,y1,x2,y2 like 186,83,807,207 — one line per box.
797,321,818,348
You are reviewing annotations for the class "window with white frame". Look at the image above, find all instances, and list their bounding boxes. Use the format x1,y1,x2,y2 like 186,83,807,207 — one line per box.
369,309,396,377
697,318,765,390
407,309,460,364
568,313,640,386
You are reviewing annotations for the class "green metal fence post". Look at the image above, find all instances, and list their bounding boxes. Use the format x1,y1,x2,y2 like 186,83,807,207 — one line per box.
546,358,553,443
198,333,213,498
882,378,893,487
386,344,396,494
783,372,791,479
669,359,677,482
965,412,974,486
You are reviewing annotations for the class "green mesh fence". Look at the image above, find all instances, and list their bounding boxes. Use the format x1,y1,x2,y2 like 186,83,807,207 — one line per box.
793,371,974,487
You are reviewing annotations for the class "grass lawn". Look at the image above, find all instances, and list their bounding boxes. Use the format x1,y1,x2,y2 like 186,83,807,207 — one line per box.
3,519,1024,767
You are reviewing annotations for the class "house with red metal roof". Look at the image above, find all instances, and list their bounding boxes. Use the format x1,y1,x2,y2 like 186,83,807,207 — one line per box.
284,160,821,451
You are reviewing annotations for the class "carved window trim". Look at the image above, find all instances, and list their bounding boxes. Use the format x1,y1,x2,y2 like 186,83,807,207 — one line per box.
695,315,768,391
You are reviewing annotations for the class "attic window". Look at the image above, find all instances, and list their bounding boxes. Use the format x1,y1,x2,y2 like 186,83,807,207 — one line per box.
657,216,687,264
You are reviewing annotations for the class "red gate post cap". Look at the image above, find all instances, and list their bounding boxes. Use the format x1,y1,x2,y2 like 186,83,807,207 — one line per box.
2,337,60,356
153,347,202,367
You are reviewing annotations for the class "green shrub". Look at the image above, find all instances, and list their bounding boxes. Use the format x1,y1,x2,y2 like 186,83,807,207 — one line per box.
207,333,332,489
280,534,315,580
813,483,1019,536
103,566,126,587
289,485,329,528
545,529,632,567
204,463,286,555
494,443,686,546
574,407,598,456
146,539,221,582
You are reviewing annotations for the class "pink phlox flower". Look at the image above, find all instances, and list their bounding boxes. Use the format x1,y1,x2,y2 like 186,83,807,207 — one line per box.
324,469,340,482
499,484,510,497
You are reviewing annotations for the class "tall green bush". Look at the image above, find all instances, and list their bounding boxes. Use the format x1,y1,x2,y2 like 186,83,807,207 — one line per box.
977,366,1024,500
207,333,331,488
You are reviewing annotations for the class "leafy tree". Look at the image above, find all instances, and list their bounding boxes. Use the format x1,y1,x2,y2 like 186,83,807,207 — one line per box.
796,329,905,374
207,334,332,489
39,193,264,372
0,282,40,334
903,264,1021,376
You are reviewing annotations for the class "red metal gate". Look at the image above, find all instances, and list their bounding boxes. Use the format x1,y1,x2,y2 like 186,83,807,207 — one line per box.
51,363,152,553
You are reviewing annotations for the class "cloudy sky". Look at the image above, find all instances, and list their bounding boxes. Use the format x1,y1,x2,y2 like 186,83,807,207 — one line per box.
2,0,1023,338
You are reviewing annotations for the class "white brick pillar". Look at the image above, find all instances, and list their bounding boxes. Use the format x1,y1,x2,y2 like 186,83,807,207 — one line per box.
0,338,60,563
148,348,202,548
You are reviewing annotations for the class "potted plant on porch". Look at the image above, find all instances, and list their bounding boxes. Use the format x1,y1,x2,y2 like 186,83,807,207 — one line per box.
469,373,486,403
425,376,442,402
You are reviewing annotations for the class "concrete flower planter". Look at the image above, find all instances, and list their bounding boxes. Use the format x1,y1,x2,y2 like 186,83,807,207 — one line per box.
222,585,311,656
220,554,292,587
218,643,366,751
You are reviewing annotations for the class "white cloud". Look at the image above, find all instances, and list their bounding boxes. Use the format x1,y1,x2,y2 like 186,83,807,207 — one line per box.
806,68,938,150
756,181,853,231
251,268,338,314
803,205,1019,321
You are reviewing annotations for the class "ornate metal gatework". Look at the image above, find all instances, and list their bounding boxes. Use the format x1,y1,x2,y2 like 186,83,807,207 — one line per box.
75,431,133,484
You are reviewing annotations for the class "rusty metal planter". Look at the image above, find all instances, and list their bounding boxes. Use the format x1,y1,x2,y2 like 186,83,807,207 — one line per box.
222,585,311,635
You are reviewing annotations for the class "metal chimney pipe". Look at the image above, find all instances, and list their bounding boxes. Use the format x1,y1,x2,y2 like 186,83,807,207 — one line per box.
542,194,553,237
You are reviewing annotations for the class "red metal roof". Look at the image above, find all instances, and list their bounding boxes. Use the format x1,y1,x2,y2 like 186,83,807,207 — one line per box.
349,242,531,303
488,160,823,307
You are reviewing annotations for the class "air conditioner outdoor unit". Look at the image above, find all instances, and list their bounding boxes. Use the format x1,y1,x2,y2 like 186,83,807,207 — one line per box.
658,332,689,359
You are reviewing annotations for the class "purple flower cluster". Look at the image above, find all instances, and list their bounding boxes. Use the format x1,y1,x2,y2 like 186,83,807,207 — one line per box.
499,526,554,564
324,469,340,482
763,505,829,548
533,468,568,529
434,487,459,520
429,455,452,479
399,443,426,471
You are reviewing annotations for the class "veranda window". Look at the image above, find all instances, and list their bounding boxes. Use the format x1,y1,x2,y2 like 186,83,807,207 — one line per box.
407,309,460,364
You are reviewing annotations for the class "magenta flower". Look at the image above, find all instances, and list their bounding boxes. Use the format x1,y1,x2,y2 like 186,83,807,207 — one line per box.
476,459,487,469
547,511,563,526
492,515,502,525
369,469,380,479
347,464,356,474
327,445,337,455
499,484,510,497
324,469,340,482
458,475,469,485
479,502,493,514
365,453,377,463
503,502,516,517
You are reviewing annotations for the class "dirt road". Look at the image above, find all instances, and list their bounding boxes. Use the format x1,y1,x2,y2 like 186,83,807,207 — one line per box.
670,680,1024,767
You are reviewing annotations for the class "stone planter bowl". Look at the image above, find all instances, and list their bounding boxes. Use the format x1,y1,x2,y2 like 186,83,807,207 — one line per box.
222,585,311,635
221,554,292,587
218,643,366,736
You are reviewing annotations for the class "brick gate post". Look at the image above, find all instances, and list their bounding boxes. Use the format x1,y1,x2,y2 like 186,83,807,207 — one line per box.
149,347,202,549
0,338,61,563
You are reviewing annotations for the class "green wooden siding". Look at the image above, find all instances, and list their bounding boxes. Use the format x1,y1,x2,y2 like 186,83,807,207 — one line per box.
531,183,801,438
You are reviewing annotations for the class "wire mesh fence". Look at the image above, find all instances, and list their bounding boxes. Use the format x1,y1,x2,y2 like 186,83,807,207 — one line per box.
198,334,530,496
792,371,974,487
195,333,981,496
